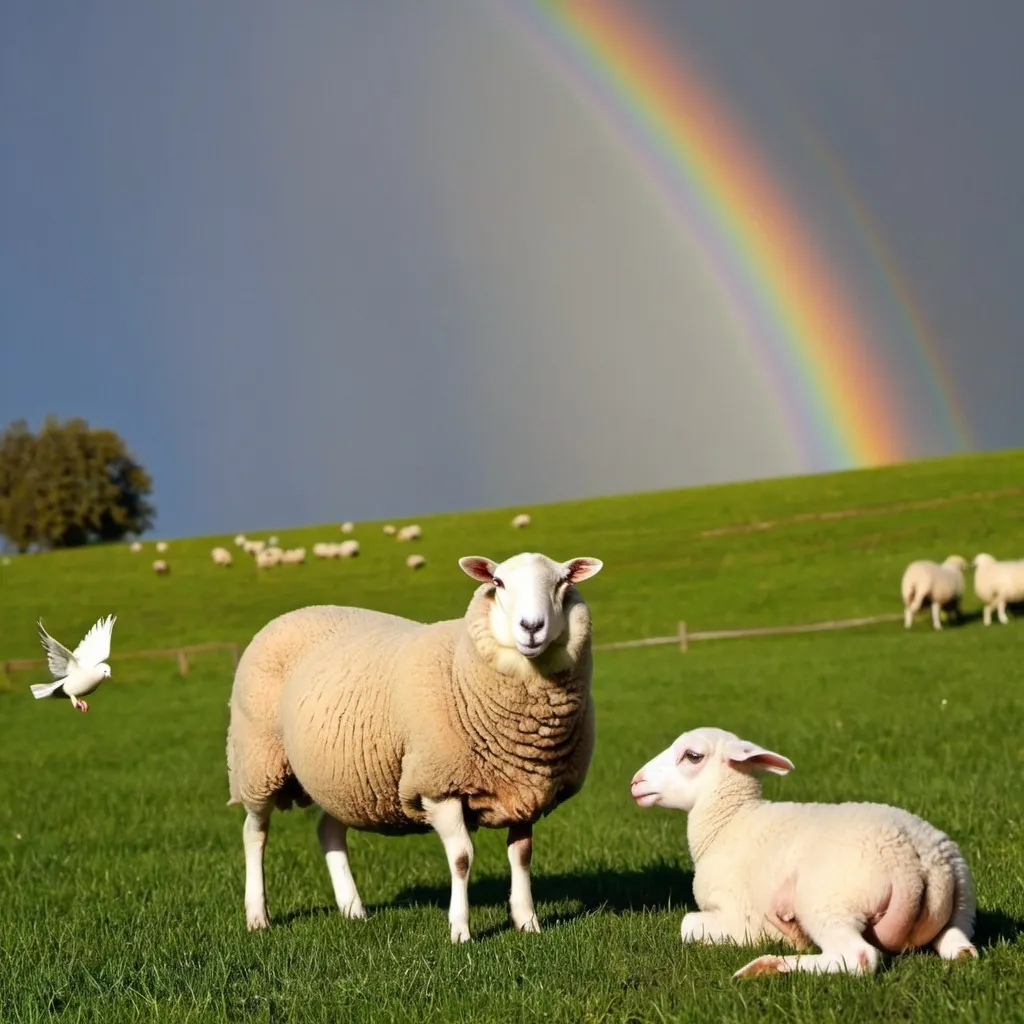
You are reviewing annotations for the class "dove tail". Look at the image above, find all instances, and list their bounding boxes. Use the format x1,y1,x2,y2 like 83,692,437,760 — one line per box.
30,680,65,700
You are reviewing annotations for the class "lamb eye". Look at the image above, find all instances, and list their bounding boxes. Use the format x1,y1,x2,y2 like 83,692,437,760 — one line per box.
492,577,504,589
683,750,704,764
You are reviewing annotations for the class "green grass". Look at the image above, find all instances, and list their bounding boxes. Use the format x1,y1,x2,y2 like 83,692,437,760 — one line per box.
1,449,1023,1023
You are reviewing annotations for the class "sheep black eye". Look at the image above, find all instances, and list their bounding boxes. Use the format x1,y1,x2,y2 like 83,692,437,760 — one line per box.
683,750,704,764
492,577,504,589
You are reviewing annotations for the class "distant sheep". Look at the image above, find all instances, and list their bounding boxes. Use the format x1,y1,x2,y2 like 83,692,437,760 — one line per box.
153,559,170,575
235,534,247,547
212,546,234,567
382,524,397,536
632,726,977,977
900,555,967,630
282,548,307,565
340,521,355,534
972,553,1024,626
339,540,360,558
268,536,279,547
511,513,532,529
156,541,169,554
396,524,421,542
129,541,143,553
244,540,267,556
256,549,281,570
406,554,426,570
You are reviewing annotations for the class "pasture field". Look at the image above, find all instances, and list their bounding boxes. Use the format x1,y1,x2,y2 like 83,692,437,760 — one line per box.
1,449,1023,1023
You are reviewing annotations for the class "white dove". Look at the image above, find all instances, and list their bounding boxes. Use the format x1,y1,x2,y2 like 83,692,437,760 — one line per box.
30,614,117,712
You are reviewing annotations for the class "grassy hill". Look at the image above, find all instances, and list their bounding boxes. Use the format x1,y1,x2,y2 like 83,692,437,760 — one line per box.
1,449,1022,1023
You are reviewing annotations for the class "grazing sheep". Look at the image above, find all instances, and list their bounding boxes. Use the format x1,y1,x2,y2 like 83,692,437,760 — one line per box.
382,524,397,536
255,549,281,570
900,555,967,630
406,553,426,570
268,535,279,547
212,546,234,567
226,551,603,942
235,534,247,547
340,521,355,534
282,548,307,565
156,541,169,554
152,559,170,575
244,540,267,556
396,524,421,542
312,542,332,560
511,513,532,529
338,539,360,558
971,553,1024,626
631,726,977,977
129,541,143,553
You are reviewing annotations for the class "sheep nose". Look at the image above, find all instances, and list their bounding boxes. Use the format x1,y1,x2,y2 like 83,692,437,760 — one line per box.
519,617,545,635
631,770,645,788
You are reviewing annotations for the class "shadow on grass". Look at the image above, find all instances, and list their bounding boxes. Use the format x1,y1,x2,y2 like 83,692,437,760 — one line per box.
975,908,1024,950
949,599,1024,628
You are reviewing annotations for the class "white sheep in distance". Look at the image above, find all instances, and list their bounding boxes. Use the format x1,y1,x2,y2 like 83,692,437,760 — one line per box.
255,549,280,570
971,553,1024,626
211,546,233,567
226,551,604,942
340,521,355,534
282,548,306,565
243,539,266,556
152,559,170,575
382,524,397,536
235,534,247,547
631,726,977,978
129,541,143,553
406,553,426,570
511,513,532,529
900,555,967,630
268,535,279,546
338,539,359,558
156,541,169,554
396,524,421,542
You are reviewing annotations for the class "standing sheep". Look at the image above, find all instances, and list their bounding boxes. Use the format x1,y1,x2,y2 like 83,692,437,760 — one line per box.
129,541,143,553
900,555,967,630
226,551,603,942
971,553,1024,626
382,524,397,536
511,513,532,529
235,534,247,547
631,726,977,977
212,547,234,567
406,553,426,570
396,524,421,542
152,559,170,575
340,521,355,534
156,541,169,554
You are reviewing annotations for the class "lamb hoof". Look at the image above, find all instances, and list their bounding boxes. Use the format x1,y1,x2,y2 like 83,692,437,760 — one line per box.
450,922,471,944
514,914,541,934
953,944,979,961
339,900,367,920
246,909,270,931
734,955,789,979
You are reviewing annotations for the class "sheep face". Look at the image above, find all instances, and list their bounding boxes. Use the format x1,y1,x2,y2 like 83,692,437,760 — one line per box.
630,727,794,812
972,552,995,569
459,552,602,659
943,554,968,572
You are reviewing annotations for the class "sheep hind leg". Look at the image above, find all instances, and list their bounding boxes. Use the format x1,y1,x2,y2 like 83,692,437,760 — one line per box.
933,852,978,962
318,812,366,920
734,918,879,978
507,822,540,933
997,599,1010,625
243,806,272,931
423,796,474,943
931,601,943,631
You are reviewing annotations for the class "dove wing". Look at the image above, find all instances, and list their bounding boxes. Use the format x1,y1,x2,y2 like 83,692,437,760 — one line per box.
72,614,117,669
38,620,76,679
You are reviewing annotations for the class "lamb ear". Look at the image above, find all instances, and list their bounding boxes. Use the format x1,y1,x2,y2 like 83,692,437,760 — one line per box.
724,740,794,776
562,557,603,584
459,556,498,583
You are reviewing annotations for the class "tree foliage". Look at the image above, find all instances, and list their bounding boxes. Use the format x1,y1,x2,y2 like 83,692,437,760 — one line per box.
0,417,156,551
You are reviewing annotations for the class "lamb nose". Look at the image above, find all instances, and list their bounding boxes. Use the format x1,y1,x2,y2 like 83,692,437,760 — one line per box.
520,618,544,634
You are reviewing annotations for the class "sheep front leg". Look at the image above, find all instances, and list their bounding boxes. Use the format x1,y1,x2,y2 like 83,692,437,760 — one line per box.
680,909,740,945
423,796,474,943
243,807,271,931
997,599,1010,625
507,823,540,933
318,813,366,920
931,601,943,631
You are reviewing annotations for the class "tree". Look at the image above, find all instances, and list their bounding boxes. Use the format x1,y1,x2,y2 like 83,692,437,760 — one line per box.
0,417,156,551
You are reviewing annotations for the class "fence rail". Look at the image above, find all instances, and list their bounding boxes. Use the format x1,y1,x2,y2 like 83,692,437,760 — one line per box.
2,641,240,681
593,613,904,653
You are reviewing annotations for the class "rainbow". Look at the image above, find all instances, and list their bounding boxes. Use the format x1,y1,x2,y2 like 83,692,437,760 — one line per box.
496,0,968,468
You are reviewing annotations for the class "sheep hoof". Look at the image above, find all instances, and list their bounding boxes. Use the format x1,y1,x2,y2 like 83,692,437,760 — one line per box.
514,914,541,934
953,944,979,961
246,910,270,931
733,955,789,979
450,922,471,944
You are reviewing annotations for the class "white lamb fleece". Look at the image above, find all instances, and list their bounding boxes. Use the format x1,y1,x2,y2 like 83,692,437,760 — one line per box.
511,513,532,529
129,541,143,553
340,521,355,534
382,524,397,535
631,727,977,978
900,555,967,630
396,524,421,542
255,549,280,569
211,546,233,566
338,539,360,558
152,559,169,574
972,553,1024,626
155,541,169,554
234,534,247,547
226,550,603,943
406,553,426,569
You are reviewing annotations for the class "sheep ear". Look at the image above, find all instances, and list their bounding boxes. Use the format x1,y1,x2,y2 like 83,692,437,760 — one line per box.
724,740,794,776
459,556,498,583
562,557,603,584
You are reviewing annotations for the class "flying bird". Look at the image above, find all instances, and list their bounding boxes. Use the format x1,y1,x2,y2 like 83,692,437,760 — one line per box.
31,615,117,712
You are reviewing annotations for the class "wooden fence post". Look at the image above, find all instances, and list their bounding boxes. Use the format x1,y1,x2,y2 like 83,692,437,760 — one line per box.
678,621,688,653
177,650,189,677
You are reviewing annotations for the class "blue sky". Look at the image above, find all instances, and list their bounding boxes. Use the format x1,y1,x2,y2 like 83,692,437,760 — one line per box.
2,1,1022,538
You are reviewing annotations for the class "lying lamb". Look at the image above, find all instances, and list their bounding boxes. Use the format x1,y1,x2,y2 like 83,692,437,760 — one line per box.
900,555,967,630
631,726,977,977
972,553,1024,626
227,550,603,942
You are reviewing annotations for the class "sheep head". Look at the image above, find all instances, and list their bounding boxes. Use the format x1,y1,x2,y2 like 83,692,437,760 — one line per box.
630,727,794,813
459,552,602,659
